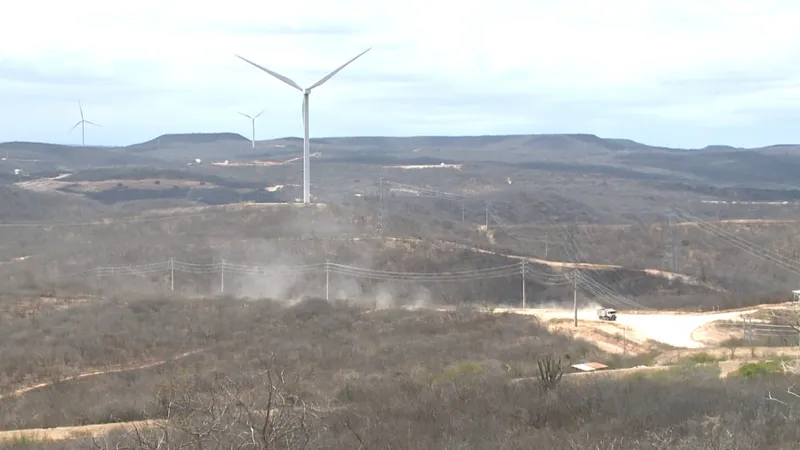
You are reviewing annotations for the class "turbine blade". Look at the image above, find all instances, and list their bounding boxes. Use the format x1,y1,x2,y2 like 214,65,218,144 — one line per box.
254,110,264,119
85,120,101,127
235,55,303,91
70,121,82,132
238,112,252,119
308,47,371,90
78,101,84,120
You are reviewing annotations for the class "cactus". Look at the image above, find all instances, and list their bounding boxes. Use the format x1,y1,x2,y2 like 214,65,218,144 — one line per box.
536,355,564,390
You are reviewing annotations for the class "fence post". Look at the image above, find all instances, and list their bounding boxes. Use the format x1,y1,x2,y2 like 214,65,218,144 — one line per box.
220,259,225,294
521,260,526,309
325,260,330,301
169,257,174,292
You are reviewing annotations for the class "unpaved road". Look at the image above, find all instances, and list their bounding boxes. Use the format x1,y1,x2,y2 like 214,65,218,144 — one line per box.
0,420,159,442
490,306,757,349
0,349,206,400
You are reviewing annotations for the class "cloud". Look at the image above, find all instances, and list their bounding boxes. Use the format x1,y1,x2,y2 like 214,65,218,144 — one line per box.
0,60,115,87
1,0,800,147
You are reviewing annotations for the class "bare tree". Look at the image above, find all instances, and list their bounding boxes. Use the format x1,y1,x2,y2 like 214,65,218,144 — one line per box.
91,358,319,449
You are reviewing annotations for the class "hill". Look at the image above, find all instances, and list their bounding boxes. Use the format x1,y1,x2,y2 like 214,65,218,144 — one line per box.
5,133,800,449
7,168,288,206
125,133,249,152
8,133,800,190
0,185,105,222
120,132,291,163
0,141,164,171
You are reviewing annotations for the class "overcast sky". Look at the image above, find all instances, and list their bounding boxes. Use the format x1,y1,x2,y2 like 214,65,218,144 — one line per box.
1,0,799,149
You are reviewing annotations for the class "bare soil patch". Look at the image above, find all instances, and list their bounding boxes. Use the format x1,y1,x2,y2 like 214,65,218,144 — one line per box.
0,420,158,442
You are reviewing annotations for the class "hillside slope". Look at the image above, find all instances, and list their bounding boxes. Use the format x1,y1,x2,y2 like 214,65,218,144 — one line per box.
0,185,105,222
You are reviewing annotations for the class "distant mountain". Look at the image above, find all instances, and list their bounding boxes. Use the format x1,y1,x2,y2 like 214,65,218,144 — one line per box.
6,133,800,182
751,144,800,155
0,141,163,169
126,133,249,151
308,133,672,154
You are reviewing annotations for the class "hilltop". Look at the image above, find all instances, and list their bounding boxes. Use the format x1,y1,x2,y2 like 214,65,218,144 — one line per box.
125,132,249,151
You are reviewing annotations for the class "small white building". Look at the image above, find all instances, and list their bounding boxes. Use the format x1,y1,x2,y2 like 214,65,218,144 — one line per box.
570,362,609,373
792,290,800,302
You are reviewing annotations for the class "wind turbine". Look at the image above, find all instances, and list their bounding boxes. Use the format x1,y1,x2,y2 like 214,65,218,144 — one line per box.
70,101,100,146
238,110,264,148
235,48,371,204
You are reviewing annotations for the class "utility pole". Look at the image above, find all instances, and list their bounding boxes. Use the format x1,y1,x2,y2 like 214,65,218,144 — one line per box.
485,203,489,230
743,316,753,344
325,260,330,301
573,270,578,327
461,203,466,222
220,259,225,294
521,260,526,309
742,316,746,343
544,233,549,258
169,257,174,292
377,176,384,235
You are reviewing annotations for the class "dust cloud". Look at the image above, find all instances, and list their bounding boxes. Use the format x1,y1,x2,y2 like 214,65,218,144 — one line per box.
229,236,433,310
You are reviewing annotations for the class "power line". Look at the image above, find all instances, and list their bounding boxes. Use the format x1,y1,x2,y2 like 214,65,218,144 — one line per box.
65,258,574,303
675,209,800,275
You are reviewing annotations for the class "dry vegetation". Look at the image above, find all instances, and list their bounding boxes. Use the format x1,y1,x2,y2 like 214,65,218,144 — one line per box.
0,297,606,429
6,145,800,448
486,213,800,293
0,202,723,309
3,297,800,449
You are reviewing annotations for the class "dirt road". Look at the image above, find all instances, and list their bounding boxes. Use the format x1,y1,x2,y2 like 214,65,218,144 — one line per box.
0,349,207,400
0,420,158,442
491,306,756,349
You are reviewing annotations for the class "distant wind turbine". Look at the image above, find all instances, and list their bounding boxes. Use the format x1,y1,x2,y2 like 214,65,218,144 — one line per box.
69,101,100,146
238,110,264,148
235,48,371,204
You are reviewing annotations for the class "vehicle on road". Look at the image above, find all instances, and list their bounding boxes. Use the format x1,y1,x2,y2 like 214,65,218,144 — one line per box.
597,308,617,321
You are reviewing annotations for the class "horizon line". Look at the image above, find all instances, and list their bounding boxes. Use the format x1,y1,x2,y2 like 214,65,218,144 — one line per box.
0,132,790,151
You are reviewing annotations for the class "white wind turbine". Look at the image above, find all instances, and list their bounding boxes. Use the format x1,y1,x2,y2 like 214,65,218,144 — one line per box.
235,48,371,204
238,110,264,148
70,101,100,146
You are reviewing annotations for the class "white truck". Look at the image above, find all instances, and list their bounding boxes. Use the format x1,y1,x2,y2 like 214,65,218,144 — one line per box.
597,308,617,321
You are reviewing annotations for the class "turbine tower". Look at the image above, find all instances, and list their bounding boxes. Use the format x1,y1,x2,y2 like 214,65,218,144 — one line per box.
69,101,100,146
238,110,264,148
235,48,371,204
